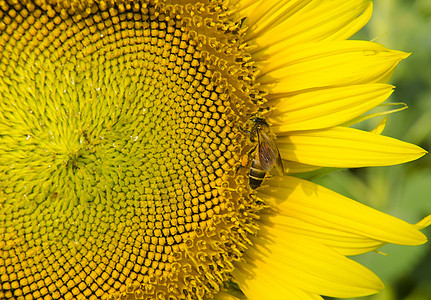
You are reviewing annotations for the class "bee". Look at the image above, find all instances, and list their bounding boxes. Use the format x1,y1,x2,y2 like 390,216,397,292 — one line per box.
246,117,284,189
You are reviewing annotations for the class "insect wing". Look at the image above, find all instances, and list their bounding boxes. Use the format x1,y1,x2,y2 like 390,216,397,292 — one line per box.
257,130,279,172
274,147,284,175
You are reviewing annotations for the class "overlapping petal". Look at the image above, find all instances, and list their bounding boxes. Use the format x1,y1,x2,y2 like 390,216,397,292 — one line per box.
267,84,393,132
234,262,325,300
260,213,384,255
233,229,383,299
231,0,429,299
239,0,372,54
276,126,426,168
257,41,409,94
260,176,428,251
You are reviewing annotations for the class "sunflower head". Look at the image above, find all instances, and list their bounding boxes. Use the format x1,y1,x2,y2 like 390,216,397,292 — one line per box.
0,0,269,299
1,1,430,300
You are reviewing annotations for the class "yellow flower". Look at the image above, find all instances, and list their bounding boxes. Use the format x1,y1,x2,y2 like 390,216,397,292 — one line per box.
0,1,429,300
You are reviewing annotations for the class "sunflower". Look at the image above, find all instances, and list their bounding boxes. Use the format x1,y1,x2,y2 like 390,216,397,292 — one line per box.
0,0,429,299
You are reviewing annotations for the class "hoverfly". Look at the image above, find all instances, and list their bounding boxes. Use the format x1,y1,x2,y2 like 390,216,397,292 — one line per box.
245,117,284,189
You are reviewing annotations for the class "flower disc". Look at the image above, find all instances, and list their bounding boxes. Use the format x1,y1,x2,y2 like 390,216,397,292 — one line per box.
0,1,259,299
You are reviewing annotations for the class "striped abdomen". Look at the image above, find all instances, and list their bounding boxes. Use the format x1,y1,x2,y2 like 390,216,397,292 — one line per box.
249,151,267,189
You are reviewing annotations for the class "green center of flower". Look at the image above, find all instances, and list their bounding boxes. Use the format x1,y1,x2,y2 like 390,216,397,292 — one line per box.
0,1,262,299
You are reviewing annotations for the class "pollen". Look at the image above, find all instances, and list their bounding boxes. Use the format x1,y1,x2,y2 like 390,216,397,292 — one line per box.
0,0,262,299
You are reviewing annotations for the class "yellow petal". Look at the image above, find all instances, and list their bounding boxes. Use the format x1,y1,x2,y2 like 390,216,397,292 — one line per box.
283,159,320,174
342,102,407,128
260,176,428,247
234,229,383,298
415,215,431,230
370,117,388,135
234,261,325,300
267,84,393,132
244,0,372,54
323,0,373,41
276,126,426,167
260,213,383,255
238,0,311,38
257,41,409,93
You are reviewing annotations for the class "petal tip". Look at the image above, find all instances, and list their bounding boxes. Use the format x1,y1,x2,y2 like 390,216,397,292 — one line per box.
415,215,431,230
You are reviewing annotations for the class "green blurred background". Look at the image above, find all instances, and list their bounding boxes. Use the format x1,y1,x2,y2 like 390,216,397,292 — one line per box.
321,1,431,299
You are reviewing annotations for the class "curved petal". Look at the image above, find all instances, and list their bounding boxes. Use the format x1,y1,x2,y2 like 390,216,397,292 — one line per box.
257,41,409,93
276,126,426,167
242,0,372,54
260,176,428,247
267,84,394,132
233,229,383,298
415,215,431,230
